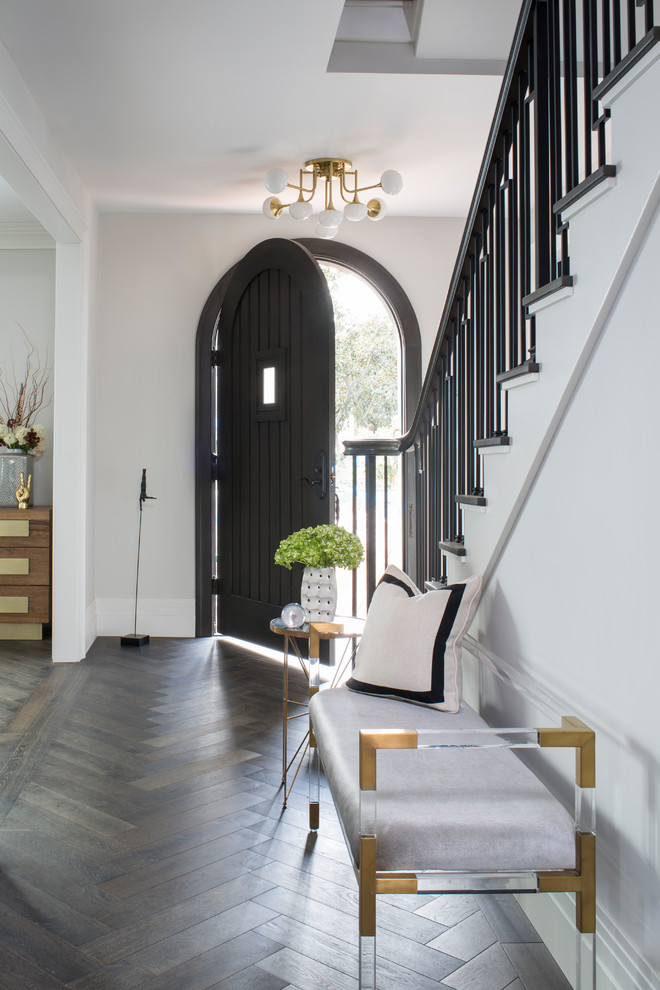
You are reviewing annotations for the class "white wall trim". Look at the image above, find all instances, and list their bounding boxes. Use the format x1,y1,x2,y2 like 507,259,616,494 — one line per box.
0,60,88,240
0,220,53,248
85,599,97,653
95,598,196,638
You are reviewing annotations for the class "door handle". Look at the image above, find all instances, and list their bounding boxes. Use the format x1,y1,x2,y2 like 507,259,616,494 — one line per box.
301,451,329,500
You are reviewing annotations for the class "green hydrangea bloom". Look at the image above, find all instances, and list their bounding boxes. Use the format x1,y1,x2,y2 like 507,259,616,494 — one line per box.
274,524,364,570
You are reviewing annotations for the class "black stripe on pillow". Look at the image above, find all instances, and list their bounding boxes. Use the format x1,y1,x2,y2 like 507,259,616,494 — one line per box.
377,573,416,597
347,581,466,704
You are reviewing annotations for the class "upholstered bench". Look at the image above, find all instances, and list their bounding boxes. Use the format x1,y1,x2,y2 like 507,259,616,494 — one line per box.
304,567,596,990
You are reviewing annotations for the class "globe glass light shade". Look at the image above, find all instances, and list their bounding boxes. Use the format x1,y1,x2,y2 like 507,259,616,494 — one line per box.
344,201,368,222
264,168,288,194
315,223,338,239
262,196,281,219
319,208,344,228
289,199,313,220
367,198,387,221
380,169,403,195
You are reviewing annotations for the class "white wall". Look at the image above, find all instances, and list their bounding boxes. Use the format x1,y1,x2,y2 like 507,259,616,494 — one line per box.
93,212,464,635
0,248,55,505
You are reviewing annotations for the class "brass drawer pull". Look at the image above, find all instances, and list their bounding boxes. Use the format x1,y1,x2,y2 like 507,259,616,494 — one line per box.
0,596,29,614
0,520,30,538
0,559,29,576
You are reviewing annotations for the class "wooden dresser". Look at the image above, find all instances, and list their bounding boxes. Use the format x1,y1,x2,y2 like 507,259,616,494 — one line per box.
0,506,52,640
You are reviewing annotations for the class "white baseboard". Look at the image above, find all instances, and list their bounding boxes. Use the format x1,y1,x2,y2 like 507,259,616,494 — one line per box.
94,598,195,638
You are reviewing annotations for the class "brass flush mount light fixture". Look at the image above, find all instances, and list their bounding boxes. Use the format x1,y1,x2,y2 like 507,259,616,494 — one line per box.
263,158,403,239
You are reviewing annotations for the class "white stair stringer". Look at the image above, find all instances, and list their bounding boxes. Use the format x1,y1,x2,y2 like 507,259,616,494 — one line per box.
446,54,660,589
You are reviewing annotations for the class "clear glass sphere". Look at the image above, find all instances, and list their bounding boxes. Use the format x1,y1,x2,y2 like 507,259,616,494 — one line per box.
344,202,368,222
319,208,344,228
315,223,337,239
264,168,288,194
262,196,281,219
281,602,306,628
367,197,387,221
289,200,313,220
380,169,403,195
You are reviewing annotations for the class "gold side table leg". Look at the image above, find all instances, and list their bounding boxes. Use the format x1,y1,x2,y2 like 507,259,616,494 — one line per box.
282,634,289,803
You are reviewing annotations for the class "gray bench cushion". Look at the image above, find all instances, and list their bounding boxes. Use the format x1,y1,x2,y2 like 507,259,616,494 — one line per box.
310,688,577,873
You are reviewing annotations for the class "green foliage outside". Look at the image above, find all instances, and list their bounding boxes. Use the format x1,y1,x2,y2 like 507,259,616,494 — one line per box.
274,524,364,570
322,265,400,438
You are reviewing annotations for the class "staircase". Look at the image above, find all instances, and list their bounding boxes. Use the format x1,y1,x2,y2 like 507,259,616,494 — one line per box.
445,44,660,590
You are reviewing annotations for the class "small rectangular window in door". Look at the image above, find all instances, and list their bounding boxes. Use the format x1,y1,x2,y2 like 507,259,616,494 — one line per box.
262,366,276,405
254,348,286,421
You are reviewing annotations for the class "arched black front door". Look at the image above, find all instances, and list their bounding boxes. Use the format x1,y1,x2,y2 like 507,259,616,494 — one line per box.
196,238,422,640
209,238,335,645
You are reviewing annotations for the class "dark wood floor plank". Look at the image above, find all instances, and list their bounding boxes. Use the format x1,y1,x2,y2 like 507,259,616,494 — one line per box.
117,787,268,851
66,958,160,990
139,931,286,990
129,747,260,791
0,867,111,946
101,826,278,899
0,942,67,989
210,964,289,990
86,873,276,964
0,903,99,984
18,780,136,837
121,900,278,975
4,801,126,869
95,847,274,929
0,665,90,825
108,807,265,872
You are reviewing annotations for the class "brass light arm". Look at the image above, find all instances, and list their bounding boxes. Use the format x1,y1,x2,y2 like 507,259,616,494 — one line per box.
263,156,402,237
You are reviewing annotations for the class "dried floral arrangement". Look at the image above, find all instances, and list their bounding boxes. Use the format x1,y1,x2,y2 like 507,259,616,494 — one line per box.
0,327,51,456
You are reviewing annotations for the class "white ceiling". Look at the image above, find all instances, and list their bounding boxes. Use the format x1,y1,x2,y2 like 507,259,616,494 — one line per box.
0,0,521,220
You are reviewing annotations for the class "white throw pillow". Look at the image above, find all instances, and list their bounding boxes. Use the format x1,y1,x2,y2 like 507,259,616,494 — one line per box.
346,565,482,712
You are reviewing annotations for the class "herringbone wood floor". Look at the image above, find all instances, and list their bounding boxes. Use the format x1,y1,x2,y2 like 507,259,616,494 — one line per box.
0,636,572,989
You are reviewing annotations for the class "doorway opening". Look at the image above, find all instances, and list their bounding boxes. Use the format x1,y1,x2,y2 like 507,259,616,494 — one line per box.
320,262,403,617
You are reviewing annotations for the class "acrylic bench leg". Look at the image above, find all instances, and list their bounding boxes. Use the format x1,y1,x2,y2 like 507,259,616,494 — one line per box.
576,932,596,990
308,728,320,830
359,835,377,989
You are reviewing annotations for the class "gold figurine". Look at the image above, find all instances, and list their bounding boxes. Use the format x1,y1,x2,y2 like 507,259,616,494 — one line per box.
16,472,31,510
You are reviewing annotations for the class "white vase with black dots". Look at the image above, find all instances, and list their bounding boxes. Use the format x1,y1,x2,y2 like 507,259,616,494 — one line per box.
301,567,337,621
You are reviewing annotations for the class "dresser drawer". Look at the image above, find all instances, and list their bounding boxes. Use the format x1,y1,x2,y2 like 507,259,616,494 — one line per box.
0,548,50,585
0,586,50,622
0,508,51,548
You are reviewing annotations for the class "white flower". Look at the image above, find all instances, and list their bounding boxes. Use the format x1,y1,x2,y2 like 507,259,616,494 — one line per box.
14,425,27,443
0,423,7,440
